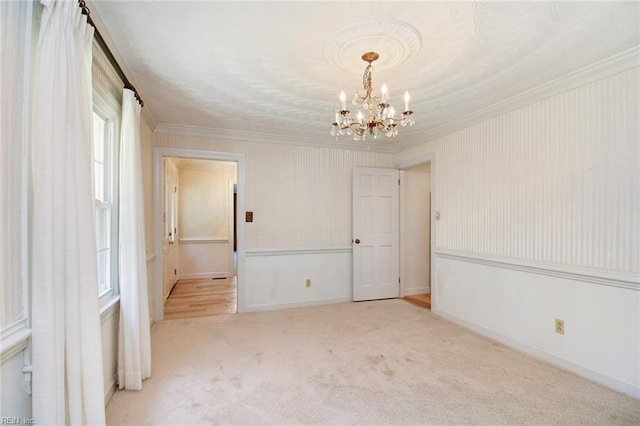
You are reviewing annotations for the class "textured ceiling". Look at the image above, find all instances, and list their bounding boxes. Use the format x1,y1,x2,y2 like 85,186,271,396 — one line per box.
90,1,639,150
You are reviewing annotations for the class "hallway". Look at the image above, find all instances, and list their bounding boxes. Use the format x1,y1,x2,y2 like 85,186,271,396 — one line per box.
164,277,237,320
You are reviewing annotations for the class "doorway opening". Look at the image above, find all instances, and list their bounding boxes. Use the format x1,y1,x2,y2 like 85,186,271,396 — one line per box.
153,148,245,322
400,162,432,310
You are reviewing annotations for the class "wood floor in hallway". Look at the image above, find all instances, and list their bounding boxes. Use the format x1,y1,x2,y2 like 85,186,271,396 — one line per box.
164,277,237,320
403,293,431,310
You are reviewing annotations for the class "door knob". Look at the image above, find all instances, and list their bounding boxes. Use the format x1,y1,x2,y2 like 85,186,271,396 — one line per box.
354,239,360,244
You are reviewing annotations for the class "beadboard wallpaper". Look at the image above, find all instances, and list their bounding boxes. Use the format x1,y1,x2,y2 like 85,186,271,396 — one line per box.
155,133,394,249
92,40,123,109
179,166,236,239
435,67,639,274
1,1,29,329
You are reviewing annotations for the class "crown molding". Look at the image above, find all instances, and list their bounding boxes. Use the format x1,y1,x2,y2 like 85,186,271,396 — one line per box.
154,123,397,154
397,46,640,152
149,46,638,155
141,105,157,131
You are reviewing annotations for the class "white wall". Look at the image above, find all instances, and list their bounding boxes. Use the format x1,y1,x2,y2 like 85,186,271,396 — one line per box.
245,249,352,311
397,66,639,397
401,163,431,295
178,162,236,279
100,304,119,404
1,0,34,418
154,133,394,311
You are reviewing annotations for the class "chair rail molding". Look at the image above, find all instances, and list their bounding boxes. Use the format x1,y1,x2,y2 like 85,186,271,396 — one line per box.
435,249,639,291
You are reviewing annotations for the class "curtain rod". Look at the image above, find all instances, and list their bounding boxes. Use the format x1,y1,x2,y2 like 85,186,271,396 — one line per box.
78,0,144,107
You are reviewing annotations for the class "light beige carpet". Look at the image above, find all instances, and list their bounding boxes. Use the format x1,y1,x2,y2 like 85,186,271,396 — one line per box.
106,299,639,425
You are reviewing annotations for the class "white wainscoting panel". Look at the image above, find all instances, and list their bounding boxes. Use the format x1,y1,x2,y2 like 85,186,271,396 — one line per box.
435,67,639,274
244,248,352,311
100,302,119,404
178,239,233,279
433,255,639,397
1,352,32,418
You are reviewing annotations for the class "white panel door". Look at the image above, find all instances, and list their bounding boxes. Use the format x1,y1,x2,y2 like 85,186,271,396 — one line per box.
226,180,235,276
163,159,179,299
353,167,399,301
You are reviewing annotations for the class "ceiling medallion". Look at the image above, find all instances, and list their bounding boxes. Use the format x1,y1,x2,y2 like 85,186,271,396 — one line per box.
323,19,422,73
331,52,414,141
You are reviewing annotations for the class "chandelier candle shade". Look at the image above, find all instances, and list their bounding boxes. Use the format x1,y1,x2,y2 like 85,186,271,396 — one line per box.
332,52,414,141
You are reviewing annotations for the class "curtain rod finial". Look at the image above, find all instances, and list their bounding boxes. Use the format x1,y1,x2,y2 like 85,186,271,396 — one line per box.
78,0,90,16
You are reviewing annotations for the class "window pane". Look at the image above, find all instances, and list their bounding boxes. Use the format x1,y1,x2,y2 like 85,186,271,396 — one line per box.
96,247,110,295
93,109,113,299
94,162,105,202
95,207,110,251
93,113,105,163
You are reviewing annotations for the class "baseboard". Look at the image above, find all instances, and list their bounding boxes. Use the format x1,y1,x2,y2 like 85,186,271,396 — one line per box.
404,286,429,296
104,374,118,406
164,278,178,301
432,307,640,399
178,272,232,280
244,297,352,313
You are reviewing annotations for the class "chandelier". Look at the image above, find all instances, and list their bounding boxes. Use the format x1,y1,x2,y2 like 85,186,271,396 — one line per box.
331,52,414,141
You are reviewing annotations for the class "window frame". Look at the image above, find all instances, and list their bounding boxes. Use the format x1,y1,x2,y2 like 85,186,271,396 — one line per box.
92,87,121,309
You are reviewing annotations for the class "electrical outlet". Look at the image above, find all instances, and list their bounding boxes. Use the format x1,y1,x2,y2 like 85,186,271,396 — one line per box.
305,279,311,288
555,319,564,335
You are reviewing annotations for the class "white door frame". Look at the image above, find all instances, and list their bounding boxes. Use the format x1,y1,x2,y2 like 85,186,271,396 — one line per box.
398,153,436,304
153,147,246,322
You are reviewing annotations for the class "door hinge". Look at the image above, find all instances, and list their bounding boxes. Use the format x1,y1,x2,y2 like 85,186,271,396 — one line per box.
398,178,400,185
174,269,177,275
398,277,400,284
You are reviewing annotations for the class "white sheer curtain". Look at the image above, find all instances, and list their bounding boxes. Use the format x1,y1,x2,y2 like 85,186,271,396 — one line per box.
118,88,152,390
31,0,106,424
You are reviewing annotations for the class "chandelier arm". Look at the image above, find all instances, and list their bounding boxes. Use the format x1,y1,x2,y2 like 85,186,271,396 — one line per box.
332,51,413,140
352,91,368,104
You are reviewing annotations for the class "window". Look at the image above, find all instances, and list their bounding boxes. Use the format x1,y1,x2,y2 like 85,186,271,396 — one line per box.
92,109,118,300
92,40,123,305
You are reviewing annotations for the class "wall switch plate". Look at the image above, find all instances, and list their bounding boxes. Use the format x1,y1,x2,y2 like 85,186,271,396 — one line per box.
245,211,253,222
555,319,564,335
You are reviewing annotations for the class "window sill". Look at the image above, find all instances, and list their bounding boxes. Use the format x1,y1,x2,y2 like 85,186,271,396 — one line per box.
100,294,120,320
